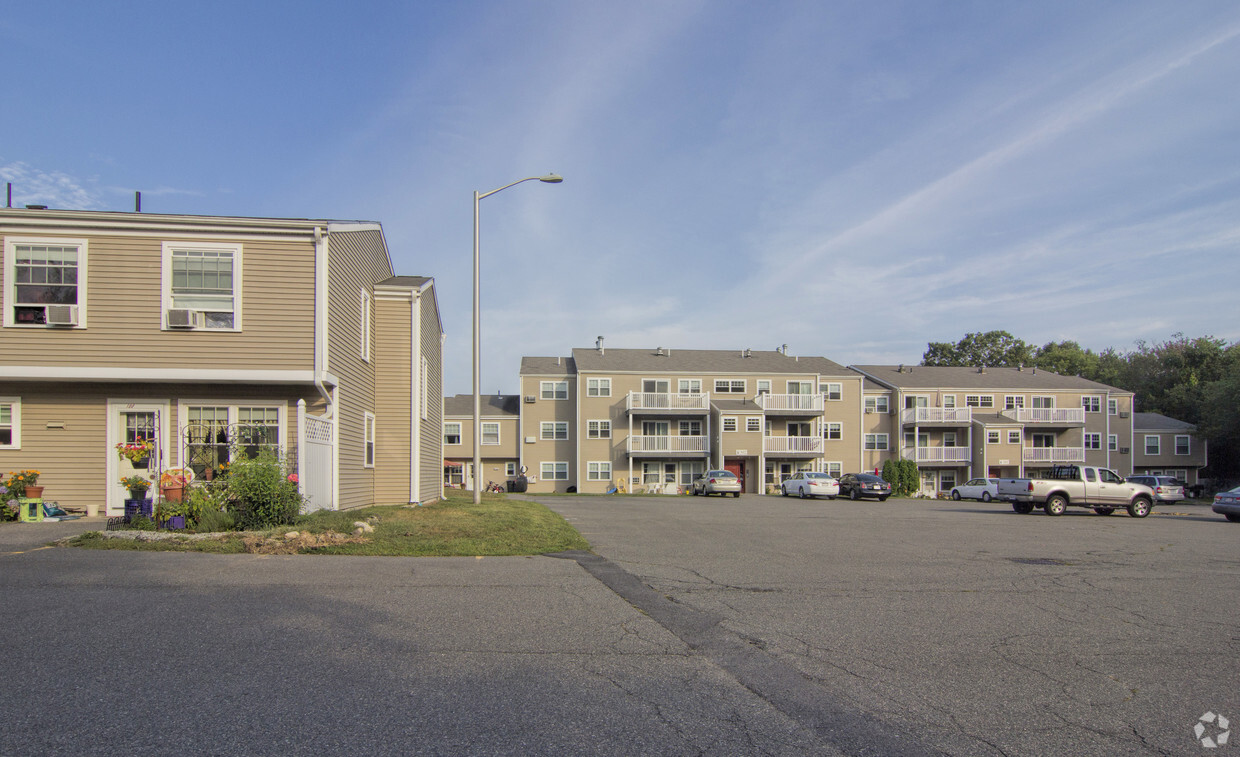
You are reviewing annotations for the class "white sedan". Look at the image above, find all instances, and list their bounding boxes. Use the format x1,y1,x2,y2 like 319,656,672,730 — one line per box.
950,478,1000,502
781,472,840,499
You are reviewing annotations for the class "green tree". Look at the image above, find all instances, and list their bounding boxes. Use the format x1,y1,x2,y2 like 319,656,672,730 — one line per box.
922,331,1033,367
1032,340,1100,379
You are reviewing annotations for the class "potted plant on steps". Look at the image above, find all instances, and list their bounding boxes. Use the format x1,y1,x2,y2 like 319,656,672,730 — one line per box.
120,475,153,501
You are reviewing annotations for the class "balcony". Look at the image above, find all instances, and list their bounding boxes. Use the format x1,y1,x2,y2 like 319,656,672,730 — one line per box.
756,393,824,414
901,447,971,465
763,435,823,455
627,391,710,414
901,407,972,426
1001,408,1086,426
627,434,709,457
1022,447,1085,463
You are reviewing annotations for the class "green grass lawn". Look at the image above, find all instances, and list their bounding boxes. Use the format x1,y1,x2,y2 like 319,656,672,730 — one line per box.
65,490,589,556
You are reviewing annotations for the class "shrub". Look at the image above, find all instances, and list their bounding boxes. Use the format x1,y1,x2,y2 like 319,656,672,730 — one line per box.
882,459,920,497
193,508,237,533
225,448,304,529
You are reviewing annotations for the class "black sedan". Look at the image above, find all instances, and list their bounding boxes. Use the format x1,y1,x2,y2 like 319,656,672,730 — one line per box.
838,473,892,501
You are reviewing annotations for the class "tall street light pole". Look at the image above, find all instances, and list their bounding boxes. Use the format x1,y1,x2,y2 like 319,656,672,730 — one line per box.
474,174,563,504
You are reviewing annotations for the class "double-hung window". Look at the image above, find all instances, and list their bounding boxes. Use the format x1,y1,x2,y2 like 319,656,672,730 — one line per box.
540,381,568,400
587,461,611,481
823,422,842,440
5,238,86,327
1145,435,1160,455
679,379,702,394
586,378,611,397
363,413,376,467
1084,433,1101,450
164,243,241,330
0,398,19,448
181,402,284,477
722,417,737,432
541,422,568,440
587,420,611,439
865,396,890,413
1108,434,1118,452
821,383,842,401
965,395,994,408
714,380,745,394
746,417,762,432
481,422,500,445
1008,430,1022,444
864,433,888,450
541,462,569,481
1175,435,1190,455
444,422,462,445
1081,396,1101,413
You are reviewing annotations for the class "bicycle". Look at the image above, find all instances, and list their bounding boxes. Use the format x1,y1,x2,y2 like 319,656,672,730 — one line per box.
485,481,506,494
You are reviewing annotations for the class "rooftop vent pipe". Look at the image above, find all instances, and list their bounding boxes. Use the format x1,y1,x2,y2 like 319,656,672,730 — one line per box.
596,336,604,355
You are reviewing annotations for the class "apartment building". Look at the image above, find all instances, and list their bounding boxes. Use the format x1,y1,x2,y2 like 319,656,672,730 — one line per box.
850,365,1139,494
442,394,520,489
1132,412,1207,486
516,345,864,494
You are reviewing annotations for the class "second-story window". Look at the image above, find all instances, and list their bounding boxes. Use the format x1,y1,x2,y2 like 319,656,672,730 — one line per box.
540,381,568,400
164,243,241,330
1175,435,1190,455
586,378,610,397
715,380,745,393
481,422,500,445
679,379,701,394
821,383,842,401
1082,396,1101,413
444,423,461,445
540,422,568,440
6,238,86,327
865,396,890,413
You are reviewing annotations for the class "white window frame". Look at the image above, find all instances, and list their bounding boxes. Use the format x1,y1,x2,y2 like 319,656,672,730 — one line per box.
746,417,762,432
965,395,994,408
587,461,612,481
540,422,569,440
1175,435,1190,455
1108,398,1118,416
0,397,20,448
586,378,611,397
444,422,462,445
587,419,611,439
481,422,500,445
824,422,842,440
1145,435,1160,455
505,462,518,477
722,417,738,432
180,401,287,451
541,462,569,481
825,461,843,477
162,242,242,331
1084,433,1101,450
1007,430,1021,445
360,290,371,362
540,381,568,400
864,433,888,450
823,383,843,401
1108,434,1118,452
714,379,746,394
679,379,702,394
1082,396,1102,413
1004,395,1024,410
679,420,702,436
364,412,376,468
943,431,957,447
4,237,89,329
756,380,771,395
942,395,956,409
987,430,1000,444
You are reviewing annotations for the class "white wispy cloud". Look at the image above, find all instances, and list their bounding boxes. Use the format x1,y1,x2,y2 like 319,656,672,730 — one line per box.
0,161,103,210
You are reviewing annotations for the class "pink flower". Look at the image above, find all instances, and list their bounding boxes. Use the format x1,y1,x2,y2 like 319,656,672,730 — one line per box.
287,473,299,483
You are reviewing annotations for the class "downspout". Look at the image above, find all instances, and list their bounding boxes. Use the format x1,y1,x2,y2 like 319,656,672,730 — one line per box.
314,227,334,419
410,286,422,504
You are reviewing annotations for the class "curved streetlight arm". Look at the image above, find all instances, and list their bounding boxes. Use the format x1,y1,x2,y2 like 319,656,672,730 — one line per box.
473,173,563,503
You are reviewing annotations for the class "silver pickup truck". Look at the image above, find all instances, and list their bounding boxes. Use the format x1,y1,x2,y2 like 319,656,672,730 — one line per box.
998,465,1156,518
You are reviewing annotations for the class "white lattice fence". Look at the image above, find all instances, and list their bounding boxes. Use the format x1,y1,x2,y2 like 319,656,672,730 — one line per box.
298,400,335,511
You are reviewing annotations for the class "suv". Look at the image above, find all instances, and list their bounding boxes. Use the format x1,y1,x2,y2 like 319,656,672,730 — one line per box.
1125,475,1184,504
838,473,892,501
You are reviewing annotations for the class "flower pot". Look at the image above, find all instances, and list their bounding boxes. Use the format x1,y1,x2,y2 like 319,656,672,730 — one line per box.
24,485,44,499
165,515,186,530
128,488,151,500
161,485,185,502
131,457,149,469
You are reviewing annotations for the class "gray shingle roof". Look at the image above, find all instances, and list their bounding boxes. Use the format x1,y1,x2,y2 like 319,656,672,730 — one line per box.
443,394,520,417
519,356,576,376
850,365,1126,393
569,347,852,376
375,276,431,288
1133,412,1195,431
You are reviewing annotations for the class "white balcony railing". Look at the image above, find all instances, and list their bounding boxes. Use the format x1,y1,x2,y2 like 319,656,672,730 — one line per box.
627,435,709,453
1002,408,1086,425
1022,447,1086,463
763,436,823,454
901,447,972,463
756,393,824,413
901,407,972,425
627,391,710,412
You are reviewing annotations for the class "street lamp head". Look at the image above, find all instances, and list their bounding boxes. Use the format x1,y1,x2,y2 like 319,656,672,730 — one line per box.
538,174,564,184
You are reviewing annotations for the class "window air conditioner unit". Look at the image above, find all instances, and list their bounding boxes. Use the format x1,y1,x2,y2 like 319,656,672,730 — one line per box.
1120,447,1130,455
1119,411,1129,418
523,395,536,404
166,309,204,329
865,408,873,413
45,305,78,326
524,436,536,443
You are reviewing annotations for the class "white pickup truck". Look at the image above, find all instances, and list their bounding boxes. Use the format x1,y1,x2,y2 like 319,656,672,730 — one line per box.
998,465,1156,518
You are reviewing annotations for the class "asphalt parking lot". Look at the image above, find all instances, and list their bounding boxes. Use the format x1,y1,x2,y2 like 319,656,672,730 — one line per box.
541,493,1240,756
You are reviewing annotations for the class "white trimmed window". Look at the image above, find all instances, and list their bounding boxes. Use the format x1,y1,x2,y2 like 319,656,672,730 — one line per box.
965,395,994,408
505,462,517,477
541,462,569,481
360,290,372,361
1145,435,1160,455
1005,396,1024,410
824,422,842,440
1084,433,1101,450
540,422,569,440
679,420,701,436
587,420,611,439
746,417,762,432
1108,434,1118,452
163,242,241,330
987,431,1000,444
540,381,568,400
864,433,888,450
679,379,702,394
944,432,957,447
4,237,87,328
1175,435,1190,455
0,398,19,448
942,395,956,409
715,379,745,393
481,422,500,445
756,380,771,395
444,422,462,445
586,378,611,397
822,383,843,401
1082,396,1101,413
1108,398,1118,415
865,396,890,413
364,412,376,467
825,461,842,477
722,417,737,432
587,461,612,481
1007,430,1021,444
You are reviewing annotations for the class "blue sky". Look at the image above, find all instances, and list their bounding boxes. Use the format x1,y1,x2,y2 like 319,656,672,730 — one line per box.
4,1,1239,393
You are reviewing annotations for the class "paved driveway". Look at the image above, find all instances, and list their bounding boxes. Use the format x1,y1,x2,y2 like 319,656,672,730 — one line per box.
540,493,1240,756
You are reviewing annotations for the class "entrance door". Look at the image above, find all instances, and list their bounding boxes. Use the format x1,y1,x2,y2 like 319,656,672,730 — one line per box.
107,401,168,516
725,459,746,493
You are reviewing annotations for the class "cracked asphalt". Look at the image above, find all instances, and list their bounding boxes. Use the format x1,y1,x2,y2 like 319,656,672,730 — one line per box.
1,497,1235,756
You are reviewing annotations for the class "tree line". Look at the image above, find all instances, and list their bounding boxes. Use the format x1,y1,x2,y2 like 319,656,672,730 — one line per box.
921,331,1240,478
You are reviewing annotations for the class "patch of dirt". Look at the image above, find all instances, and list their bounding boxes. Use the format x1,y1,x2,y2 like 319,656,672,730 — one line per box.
241,530,368,554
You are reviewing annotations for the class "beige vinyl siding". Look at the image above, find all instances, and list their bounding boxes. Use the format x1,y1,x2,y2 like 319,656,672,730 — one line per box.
325,229,393,509
1,233,315,367
373,295,412,504
416,287,443,504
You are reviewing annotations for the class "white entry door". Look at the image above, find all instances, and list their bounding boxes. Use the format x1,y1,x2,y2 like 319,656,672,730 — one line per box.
106,400,169,515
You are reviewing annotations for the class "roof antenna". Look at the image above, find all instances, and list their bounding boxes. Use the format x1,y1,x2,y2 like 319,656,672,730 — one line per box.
135,191,141,213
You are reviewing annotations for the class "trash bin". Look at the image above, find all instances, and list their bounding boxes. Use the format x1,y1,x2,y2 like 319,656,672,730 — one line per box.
506,480,515,493
513,476,528,493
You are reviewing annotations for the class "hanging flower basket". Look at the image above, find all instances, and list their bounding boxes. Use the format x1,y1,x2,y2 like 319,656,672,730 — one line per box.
116,439,155,466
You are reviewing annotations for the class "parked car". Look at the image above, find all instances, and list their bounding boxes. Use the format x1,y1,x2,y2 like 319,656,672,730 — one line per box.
692,470,741,497
838,473,892,501
998,465,1154,518
1124,475,1185,504
1212,485,1240,522
781,472,840,499
950,478,1000,502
